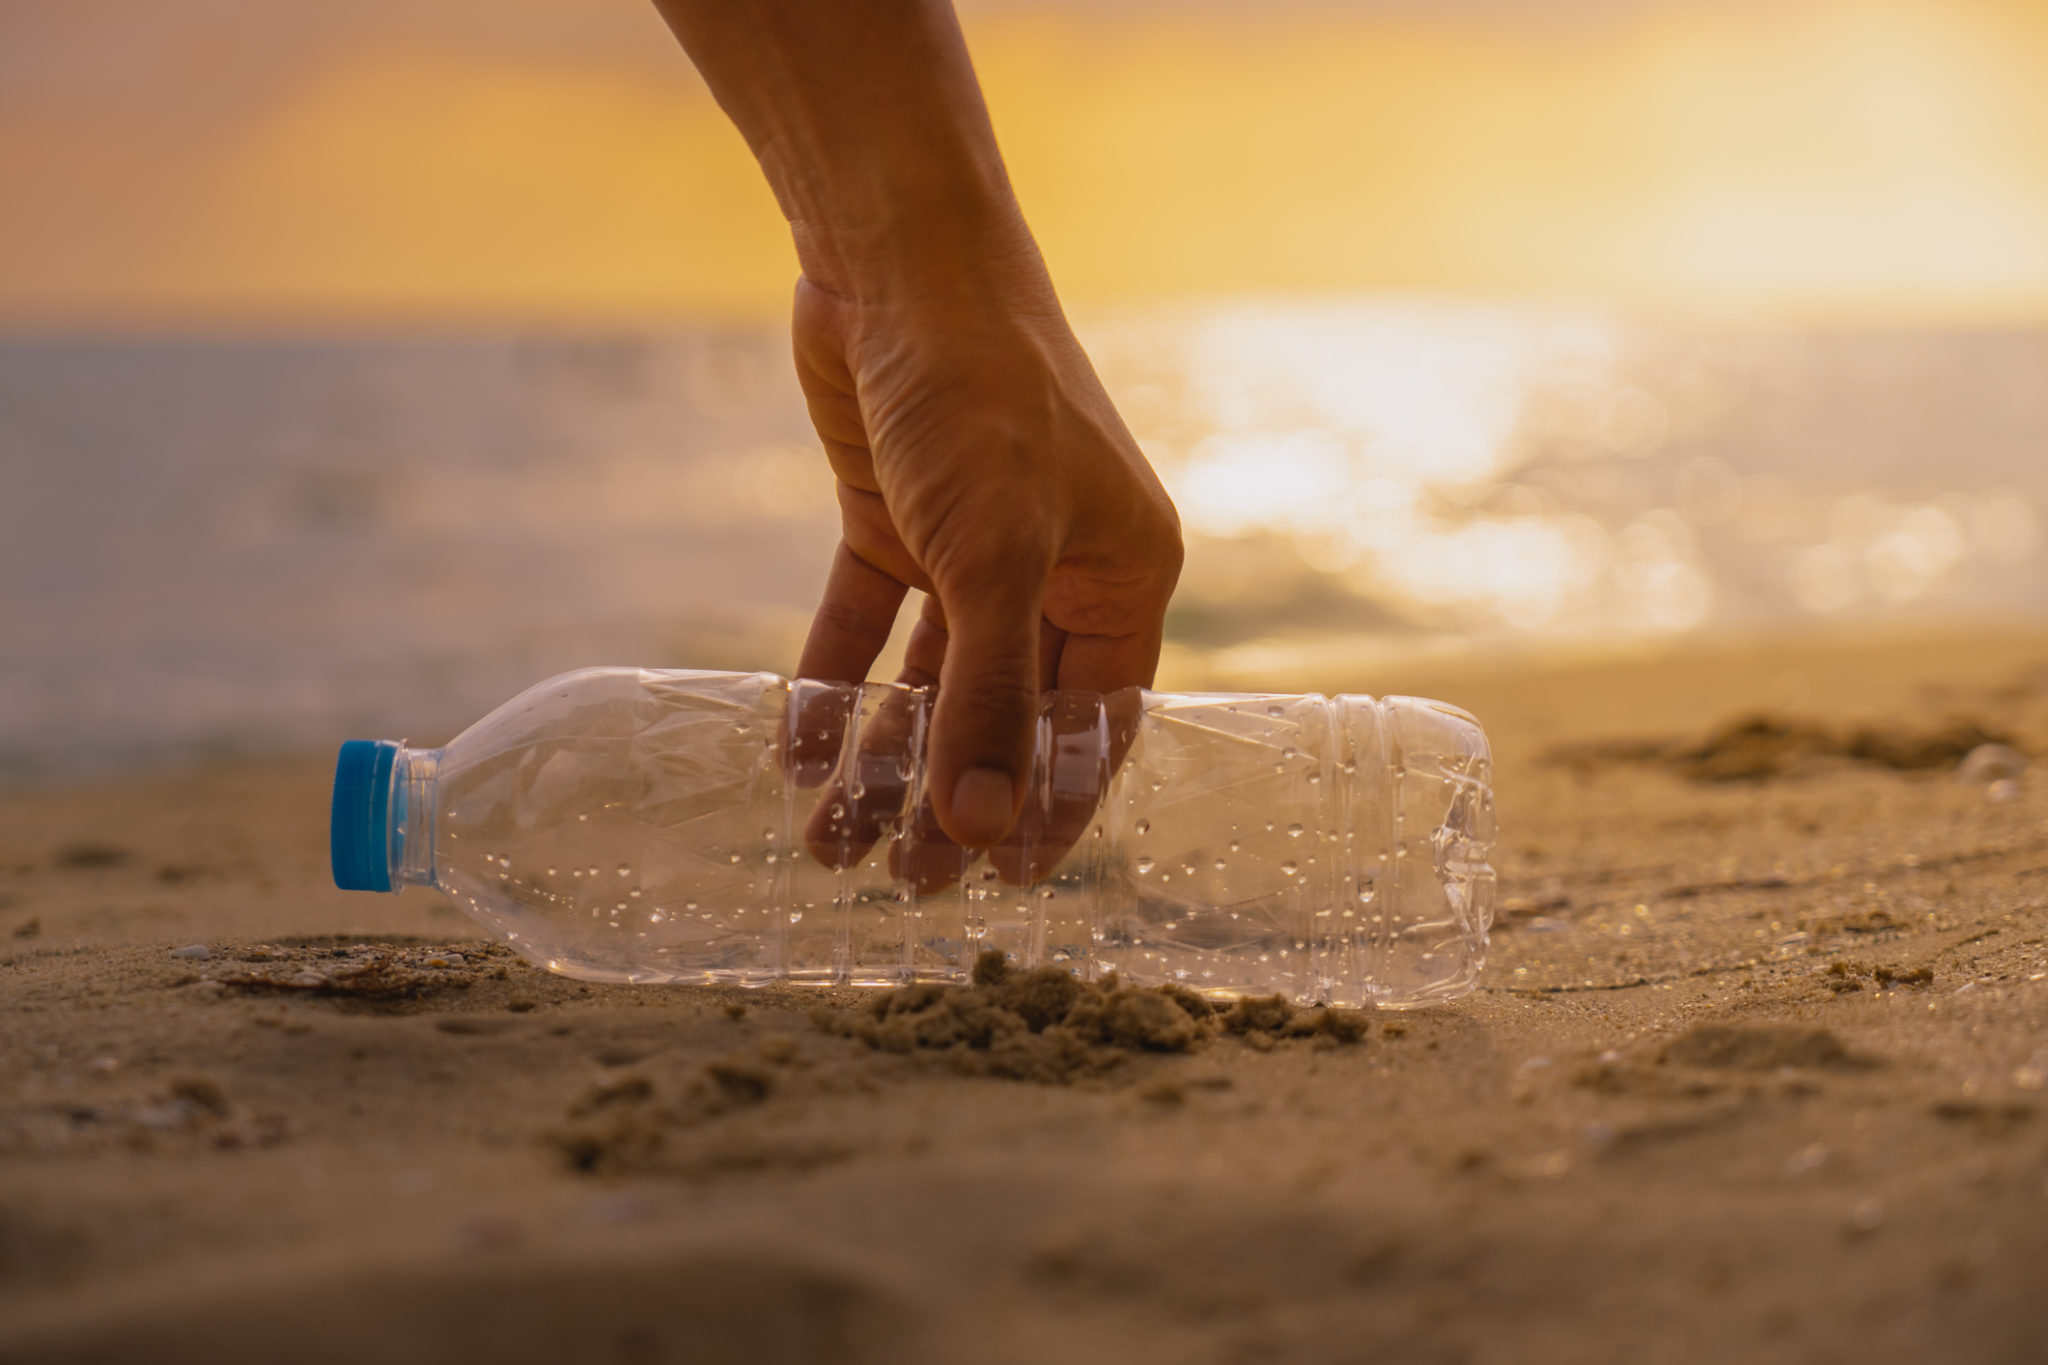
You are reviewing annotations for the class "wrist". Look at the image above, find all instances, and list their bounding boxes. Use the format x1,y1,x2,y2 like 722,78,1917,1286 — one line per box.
789,187,1047,309
655,0,1046,307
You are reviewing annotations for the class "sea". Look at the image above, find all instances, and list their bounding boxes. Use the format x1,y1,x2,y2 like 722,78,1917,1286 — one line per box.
4,301,2044,783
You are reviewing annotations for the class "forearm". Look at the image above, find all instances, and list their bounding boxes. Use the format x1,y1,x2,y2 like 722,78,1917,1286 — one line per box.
650,0,1039,302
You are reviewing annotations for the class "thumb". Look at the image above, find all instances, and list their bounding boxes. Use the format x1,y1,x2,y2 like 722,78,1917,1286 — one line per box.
926,554,1045,849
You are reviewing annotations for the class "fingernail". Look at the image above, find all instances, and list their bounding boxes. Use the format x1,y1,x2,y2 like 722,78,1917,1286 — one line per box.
951,767,1017,847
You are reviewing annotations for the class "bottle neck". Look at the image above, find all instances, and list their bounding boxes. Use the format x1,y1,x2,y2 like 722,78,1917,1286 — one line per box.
392,746,442,888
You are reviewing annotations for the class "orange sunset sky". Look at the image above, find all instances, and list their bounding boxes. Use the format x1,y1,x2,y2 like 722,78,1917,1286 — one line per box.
3,0,2046,326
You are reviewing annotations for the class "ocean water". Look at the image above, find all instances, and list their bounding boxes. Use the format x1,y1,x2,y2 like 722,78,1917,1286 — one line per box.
4,304,2044,782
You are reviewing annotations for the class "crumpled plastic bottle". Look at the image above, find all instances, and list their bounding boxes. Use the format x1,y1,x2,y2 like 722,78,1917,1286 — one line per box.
332,668,1495,1007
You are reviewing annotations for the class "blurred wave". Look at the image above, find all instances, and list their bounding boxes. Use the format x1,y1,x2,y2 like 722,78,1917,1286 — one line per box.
1090,303,2046,663
2,304,2043,780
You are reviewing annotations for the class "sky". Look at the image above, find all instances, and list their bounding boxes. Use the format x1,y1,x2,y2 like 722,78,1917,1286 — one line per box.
3,0,2046,326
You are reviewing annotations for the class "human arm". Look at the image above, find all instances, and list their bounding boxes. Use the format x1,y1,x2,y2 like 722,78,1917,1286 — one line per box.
650,0,1183,850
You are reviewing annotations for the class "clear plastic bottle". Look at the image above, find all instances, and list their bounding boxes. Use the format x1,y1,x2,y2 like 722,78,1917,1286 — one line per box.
331,668,1496,1008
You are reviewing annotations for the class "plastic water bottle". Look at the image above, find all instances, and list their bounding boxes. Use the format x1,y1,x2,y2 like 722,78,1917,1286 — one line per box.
331,668,1496,1008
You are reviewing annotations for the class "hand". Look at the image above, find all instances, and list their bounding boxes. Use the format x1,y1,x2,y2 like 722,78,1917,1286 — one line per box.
647,0,1180,855
788,226,1181,855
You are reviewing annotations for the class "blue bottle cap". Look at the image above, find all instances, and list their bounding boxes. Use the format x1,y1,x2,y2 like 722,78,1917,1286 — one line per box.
331,740,401,892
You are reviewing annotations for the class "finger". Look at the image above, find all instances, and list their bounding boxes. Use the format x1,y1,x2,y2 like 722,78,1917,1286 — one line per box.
799,541,908,684
810,603,945,876
1053,625,1164,698
789,543,906,787
986,689,1110,887
1037,622,1067,692
1058,627,1159,798
983,628,1067,885
866,602,964,890
983,627,1163,884
802,679,919,870
787,678,856,796
926,551,1046,849
837,484,929,590
900,594,947,685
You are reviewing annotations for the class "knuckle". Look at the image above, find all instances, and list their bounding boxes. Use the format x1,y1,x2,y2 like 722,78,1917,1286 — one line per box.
810,599,891,641
948,663,1038,707
940,672,1040,741
1158,523,1186,582
929,526,1054,600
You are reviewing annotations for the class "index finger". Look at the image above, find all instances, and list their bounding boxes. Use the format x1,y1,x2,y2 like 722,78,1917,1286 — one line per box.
787,541,907,786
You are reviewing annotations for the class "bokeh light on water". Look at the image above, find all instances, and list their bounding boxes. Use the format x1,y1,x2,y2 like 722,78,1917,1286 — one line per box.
1083,303,2044,683
2,305,2044,779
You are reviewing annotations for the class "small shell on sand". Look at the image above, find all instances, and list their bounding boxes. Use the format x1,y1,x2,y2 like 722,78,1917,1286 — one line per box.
1957,742,2028,785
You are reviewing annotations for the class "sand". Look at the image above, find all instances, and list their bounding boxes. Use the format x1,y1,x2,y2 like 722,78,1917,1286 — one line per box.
4,624,2048,1365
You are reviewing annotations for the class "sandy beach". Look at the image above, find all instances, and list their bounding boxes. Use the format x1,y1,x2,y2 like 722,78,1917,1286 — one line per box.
8,0,2048,1360
4,623,2047,1365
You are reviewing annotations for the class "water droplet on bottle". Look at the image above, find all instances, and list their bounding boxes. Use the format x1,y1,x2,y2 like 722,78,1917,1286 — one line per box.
684,901,699,911
615,901,627,912
1280,860,1299,875
829,803,846,819
629,889,641,899
1228,840,1240,853
1266,704,1284,717
545,866,557,877
764,851,779,864
1213,858,1226,871
1135,856,1155,874
1039,887,1057,900
1135,818,1151,836
1286,823,1303,838
1182,863,1197,877
577,813,588,822
616,863,630,877
1281,746,1296,761
1264,822,1275,833
571,868,583,878
788,911,804,924
727,852,741,864
587,867,599,879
